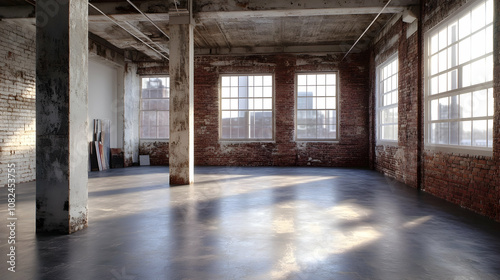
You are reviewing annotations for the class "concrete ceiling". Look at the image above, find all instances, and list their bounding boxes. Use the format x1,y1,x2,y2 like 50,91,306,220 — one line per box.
0,0,420,61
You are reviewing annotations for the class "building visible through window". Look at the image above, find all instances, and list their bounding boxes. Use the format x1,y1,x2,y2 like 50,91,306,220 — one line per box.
140,77,170,139
296,73,338,140
220,75,274,140
425,0,493,155
377,54,398,142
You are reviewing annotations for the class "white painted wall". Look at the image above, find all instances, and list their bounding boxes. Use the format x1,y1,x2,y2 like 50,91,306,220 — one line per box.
88,58,120,148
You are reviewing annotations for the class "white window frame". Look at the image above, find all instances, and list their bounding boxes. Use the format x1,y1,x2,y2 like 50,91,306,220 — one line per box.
424,0,494,157
139,76,170,141
376,53,399,144
219,74,275,141
295,72,339,141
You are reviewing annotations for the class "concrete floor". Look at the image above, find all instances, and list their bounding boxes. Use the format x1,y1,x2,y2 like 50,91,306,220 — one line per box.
1,166,500,280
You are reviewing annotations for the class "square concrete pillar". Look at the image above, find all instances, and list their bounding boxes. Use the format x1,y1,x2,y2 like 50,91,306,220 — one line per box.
36,0,89,234
123,63,140,166
169,13,195,185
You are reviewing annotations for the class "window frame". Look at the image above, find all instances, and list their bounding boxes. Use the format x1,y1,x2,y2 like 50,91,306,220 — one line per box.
424,0,494,157
218,74,276,142
139,75,170,141
376,53,399,145
294,72,340,142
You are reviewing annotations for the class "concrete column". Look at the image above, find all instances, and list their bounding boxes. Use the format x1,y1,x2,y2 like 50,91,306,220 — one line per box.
169,11,195,185
123,63,140,166
36,0,88,234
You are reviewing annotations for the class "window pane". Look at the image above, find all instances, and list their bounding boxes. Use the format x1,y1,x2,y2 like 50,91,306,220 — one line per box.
326,74,336,85
487,119,493,147
488,88,494,116
222,76,230,87
298,75,307,85
439,122,449,144
460,93,472,118
485,55,493,82
263,87,272,98
317,74,326,85
430,34,439,54
297,73,338,140
448,70,458,90
472,120,487,146
263,98,272,110
220,75,273,140
471,2,485,32
306,125,316,138
473,89,487,117
450,121,459,145
431,99,439,121
317,97,326,110
263,76,272,86
326,97,336,110
458,37,471,64
470,58,486,85
450,95,459,119
471,29,485,59
460,121,472,146
317,86,326,96
439,97,449,120
459,12,471,40
438,49,447,73
430,77,438,95
328,125,337,139
140,77,169,139
486,0,493,24
158,111,169,126
430,123,438,144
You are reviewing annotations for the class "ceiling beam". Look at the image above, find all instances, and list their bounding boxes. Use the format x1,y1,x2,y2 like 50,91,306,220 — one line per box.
0,0,415,20
195,44,368,56
194,0,419,11
195,7,406,20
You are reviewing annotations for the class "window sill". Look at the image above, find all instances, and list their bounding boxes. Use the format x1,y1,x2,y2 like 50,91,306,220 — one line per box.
376,140,398,147
140,139,169,143
296,140,340,143
425,144,493,157
219,140,275,144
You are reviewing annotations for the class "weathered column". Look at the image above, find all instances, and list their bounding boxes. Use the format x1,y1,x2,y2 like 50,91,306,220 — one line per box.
36,0,88,234
169,1,194,185
123,63,140,166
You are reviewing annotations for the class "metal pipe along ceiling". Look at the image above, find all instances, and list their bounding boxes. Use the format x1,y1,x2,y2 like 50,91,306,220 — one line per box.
88,2,169,60
126,0,170,40
342,0,393,61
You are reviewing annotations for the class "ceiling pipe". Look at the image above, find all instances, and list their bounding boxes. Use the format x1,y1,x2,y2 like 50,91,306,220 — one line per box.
126,0,170,40
342,0,393,61
123,21,170,55
88,2,169,60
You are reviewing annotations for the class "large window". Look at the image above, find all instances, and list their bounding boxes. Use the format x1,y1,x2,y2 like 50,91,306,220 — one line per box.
220,75,274,140
377,54,398,142
140,77,169,139
296,73,338,140
425,0,494,155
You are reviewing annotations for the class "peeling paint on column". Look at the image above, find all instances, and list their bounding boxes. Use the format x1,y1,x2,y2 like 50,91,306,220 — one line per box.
169,17,195,185
36,0,88,234
123,63,140,166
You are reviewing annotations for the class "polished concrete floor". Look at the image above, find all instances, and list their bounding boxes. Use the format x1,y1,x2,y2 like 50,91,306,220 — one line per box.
1,166,500,280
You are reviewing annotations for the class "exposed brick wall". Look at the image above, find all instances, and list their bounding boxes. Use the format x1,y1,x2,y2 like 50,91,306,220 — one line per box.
0,22,36,186
139,141,169,165
371,18,420,188
371,0,500,221
424,152,498,218
194,54,370,167
137,53,370,167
